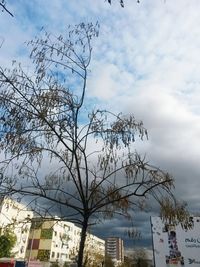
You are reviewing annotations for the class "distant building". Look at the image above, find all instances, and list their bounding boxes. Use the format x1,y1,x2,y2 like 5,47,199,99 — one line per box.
0,197,33,259
105,237,124,265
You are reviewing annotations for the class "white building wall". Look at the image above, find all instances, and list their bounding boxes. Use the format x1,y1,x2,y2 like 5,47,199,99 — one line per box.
86,233,105,256
47,220,105,264
50,220,78,263
0,198,105,263
0,197,33,259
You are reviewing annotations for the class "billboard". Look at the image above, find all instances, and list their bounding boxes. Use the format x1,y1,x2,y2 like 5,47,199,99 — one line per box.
151,216,200,267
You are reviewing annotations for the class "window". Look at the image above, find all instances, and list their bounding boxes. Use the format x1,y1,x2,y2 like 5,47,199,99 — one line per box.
57,253,59,258
64,224,70,231
51,252,55,258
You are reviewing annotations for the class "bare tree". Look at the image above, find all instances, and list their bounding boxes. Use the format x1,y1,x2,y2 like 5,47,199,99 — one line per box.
0,0,13,17
0,23,188,267
106,0,140,8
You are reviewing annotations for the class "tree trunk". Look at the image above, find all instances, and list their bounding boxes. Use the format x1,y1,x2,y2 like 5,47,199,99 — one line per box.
77,217,88,267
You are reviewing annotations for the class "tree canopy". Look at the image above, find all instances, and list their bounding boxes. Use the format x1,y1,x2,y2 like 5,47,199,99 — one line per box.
0,22,189,267
0,228,17,258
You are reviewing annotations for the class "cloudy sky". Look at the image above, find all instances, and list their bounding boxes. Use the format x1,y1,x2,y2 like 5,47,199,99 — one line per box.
1,0,200,249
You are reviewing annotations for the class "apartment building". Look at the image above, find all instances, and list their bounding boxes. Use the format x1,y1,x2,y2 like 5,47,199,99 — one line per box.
0,197,33,259
26,219,77,263
0,198,105,264
26,218,105,265
84,232,105,264
105,237,124,265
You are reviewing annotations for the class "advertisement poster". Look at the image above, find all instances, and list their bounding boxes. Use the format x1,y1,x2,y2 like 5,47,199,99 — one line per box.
151,217,200,267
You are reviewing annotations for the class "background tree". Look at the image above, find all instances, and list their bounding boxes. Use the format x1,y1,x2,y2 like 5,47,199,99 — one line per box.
118,257,132,267
132,248,149,267
82,234,104,267
84,251,104,267
104,255,115,267
0,23,188,267
0,228,17,257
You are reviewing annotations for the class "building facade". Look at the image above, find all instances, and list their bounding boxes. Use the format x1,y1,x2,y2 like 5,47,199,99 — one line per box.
84,232,105,265
0,198,105,264
105,237,124,265
0,197,33,259
26,218,105,265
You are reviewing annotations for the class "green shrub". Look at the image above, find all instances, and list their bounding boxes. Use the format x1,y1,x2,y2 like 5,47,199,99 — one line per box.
37,249,50,261
50,262,60,267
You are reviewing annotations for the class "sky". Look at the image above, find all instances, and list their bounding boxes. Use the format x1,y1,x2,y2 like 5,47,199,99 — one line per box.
1,0,200,250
